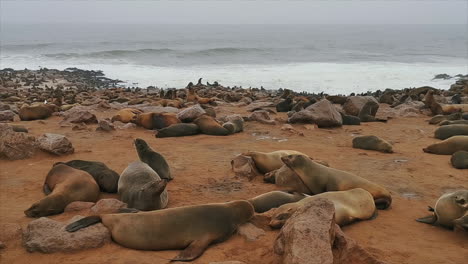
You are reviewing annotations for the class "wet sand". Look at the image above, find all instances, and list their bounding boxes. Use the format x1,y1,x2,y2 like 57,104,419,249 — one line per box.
0,104,467,264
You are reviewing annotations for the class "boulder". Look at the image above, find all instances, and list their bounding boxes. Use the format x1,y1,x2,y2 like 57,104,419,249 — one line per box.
0,110,16,122
22,216,110,253
64,201,95,212
237,223,265,241
90,199,127,214
289,100,342,127
96,119,115,132
0,124,38,160
343,96,379,117
177,104,206,122
62,110,97,124
274,198,386,264
246,102,275,112
38,133,74,155
231,155,260,180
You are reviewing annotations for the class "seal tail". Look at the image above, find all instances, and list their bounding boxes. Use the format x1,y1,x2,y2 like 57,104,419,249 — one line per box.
66,216,102,232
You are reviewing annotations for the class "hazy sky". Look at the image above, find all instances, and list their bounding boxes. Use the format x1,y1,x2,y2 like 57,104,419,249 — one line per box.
1,0,467,25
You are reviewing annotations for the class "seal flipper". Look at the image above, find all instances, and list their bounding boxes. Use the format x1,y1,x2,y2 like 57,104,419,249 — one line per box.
170,236,213,262
43,184,52,195
66,216,102,232
416,214,437,225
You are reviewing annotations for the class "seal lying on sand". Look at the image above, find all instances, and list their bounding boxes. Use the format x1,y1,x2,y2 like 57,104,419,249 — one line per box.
434,124,468,140
66,200,254,261
118,161,168,211
134,138,172,181
194,115,229,136
111,108,142,123
264,165,311,194
242,150,307,174
24,164,99,217
423,136,468,155
248,191,307,213
55,160,120,193
281,155,392,209
135,112,181,130
417,190,468,230
352,135,393,153
156,123,200,138
269,188,376,228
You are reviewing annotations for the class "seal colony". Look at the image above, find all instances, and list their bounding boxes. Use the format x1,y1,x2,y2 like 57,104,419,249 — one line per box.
1,68,468,263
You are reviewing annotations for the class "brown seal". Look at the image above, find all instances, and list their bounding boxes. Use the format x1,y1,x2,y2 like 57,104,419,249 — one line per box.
423,136,468,155
65,200,254,261
193,115,229,136
156,123,200,138
118,161,168,211
111,108,142,123
242,150,307,174
417,190,468,230
134,138,172,181
24,164,99,217
248,191,307,213
281,154,392,209
434,124,468,140
19,103,58,121
135,112,181,129
269,188,376,228
264,164,310,194
352,135,393,153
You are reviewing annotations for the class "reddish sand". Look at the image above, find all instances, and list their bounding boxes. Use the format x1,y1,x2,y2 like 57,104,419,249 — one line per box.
0,104,467,264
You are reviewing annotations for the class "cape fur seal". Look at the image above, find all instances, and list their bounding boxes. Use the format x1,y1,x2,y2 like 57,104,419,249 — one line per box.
248,191,307,213
66,200,254,261
423,136,468,155
111,108,142,123
19,103,58,121
352,135,393,153
193,115,229,136
417,190,468,230
118,161,168,211
434,124,468,140
281,155,392,209
264,164,311,194
242,150,307,174
135,112,181,130
134,138,172,181
55,160,120,193
451,151,468,169
24,164,99,217
269,188,376,228
156,123,200,138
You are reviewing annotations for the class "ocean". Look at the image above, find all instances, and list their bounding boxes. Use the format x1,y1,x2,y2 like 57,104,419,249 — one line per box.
1,24,466,94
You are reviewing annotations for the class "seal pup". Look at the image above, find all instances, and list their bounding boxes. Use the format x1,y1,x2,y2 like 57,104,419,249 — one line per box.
417,190,468,230
242,150,307,174
118,161,168,211
423,136,468,155
134,138,172,181
269,188,376,228
24,164,99,217
352,135,393,153
66,200,254,261
156,123,200,138
248,191,307,213
55,160,120,193
281,155,392,209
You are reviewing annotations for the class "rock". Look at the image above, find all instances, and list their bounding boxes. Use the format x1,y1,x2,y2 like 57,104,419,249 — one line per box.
62,110,97,124
0,103,11,111
343,96,379,117
72,123,88,131
177,104,206,122
38,133,74,155
64,201,95,212
0,124,38,160
137,105,179,113
273,198,385,264
0,110,16,122
22,215,110,253
326,95,347,105
379,93,395,104
341,113,361,125
289,99,342,128
237,223,265,241
231,155,260,180
114,121,137,130
209,262,246,264
281,124,304,136
247,110,276,125
240,97,253,105
352,135,393,153
96,119,115,132
451,151,468,169
274,198,336,264
246,101,275,112
90,199,127,214
11,125,28,133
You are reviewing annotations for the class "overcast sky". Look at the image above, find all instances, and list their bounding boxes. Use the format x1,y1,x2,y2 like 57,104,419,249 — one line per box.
1,0,467,25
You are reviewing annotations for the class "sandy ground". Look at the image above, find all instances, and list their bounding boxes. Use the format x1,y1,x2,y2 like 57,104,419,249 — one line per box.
0,104,467,264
